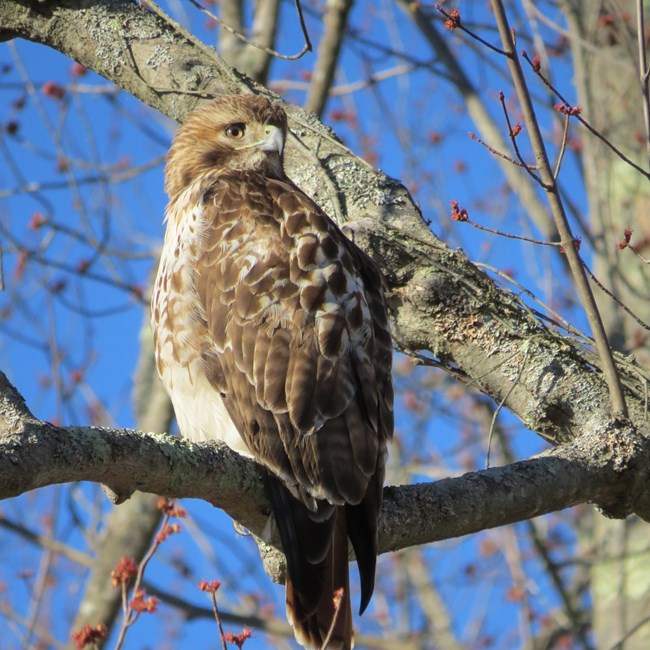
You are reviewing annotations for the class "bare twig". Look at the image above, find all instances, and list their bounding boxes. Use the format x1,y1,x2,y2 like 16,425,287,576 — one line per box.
499,91,547,186
581,262,650,333
486,342,530,469
0,516,93,567
435,5,508,55
187,0,312,61
113,502,180,650
554,113,571,179
0,156,165,201
272,64,418,97
0,221,147,302
608,613,650,650
453,212,558,247
629,245,650,264
240,0,281,82
521,50,650,180
0,601,67,650
21,512,56,649
469,130,532,168
207,590,228,650
320,588,344,650
491,0,629,418
636,0,650,170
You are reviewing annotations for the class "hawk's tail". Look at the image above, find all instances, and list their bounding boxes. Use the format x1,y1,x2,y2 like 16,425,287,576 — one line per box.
286,509,353,650
265,477,354,649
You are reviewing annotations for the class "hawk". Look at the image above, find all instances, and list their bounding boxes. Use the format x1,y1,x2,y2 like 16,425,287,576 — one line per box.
151,95,393,649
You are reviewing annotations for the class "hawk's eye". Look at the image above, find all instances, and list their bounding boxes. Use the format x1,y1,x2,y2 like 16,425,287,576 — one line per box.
225,123,246,139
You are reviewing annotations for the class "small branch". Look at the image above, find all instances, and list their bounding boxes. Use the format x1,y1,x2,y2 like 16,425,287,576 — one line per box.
211,591,229,650
581,261,650,333
435,5,508,55
490,0,629,418
187,0,312,61
0,601,67,650
240,0,281,83
320,588,344,649
0,516,93,567
636,0,650,170
629,244,650,264
521,50,650,180
608,613,650,650
617,228,650,265
154,581,411,650
486,343,530,469
469,130,533,168
0,221,147,303
553,113,571,179
451,205,558,247
0,156,165,201
499,91,547,187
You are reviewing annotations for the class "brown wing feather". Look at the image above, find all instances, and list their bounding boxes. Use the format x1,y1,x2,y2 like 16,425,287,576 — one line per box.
195,172,391,504
192,169,391,648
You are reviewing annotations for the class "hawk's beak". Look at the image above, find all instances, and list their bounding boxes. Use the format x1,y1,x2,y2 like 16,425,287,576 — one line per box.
261,125,284,154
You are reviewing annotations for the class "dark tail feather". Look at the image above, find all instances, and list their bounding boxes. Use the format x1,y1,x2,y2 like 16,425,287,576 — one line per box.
264,476,332,613
285,508,353,650
265,477,353,649
346,472,381,614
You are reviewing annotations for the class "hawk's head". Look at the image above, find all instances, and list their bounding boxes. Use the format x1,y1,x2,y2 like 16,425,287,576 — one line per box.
165,95,288,198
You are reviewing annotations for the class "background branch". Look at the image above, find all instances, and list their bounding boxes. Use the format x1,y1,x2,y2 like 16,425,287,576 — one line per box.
67,315,175,644
304,0,354,117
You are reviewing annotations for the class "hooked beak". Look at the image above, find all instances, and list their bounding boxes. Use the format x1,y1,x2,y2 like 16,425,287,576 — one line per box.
261,125,284,154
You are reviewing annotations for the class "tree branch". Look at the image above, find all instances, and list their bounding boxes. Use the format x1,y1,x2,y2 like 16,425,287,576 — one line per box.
240,0,281,83
305,0,354,118
1,371,648,573
490,0,628,418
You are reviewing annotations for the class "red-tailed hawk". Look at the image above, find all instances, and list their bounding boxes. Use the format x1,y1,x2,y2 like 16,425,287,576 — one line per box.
151,94,393,649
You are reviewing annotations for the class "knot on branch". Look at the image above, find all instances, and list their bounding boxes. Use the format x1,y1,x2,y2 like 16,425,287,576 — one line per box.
580,417,649,520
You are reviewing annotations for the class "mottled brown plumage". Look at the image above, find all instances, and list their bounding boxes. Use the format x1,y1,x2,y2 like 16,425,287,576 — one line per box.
152,95,393,649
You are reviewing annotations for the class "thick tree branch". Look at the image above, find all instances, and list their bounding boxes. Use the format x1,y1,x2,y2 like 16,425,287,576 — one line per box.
1,372,649,572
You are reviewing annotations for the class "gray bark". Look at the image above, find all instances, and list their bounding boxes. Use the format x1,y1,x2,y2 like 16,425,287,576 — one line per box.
0,369,648,576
